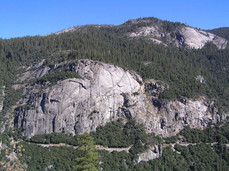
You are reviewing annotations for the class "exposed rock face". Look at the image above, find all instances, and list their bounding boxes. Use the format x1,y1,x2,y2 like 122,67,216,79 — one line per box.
17,60,48,82
129,25,227,49
140,96,223,137
178,27,228,49
136,145,162,163
15,60,145,137
136,79,227,137
144,79,168,98
196,75,205,83
14,60,228,138
129,26,174,46
51,18,227,50
0,86,5,112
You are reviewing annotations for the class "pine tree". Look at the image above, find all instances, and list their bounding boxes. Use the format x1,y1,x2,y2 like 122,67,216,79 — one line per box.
75,133,99,171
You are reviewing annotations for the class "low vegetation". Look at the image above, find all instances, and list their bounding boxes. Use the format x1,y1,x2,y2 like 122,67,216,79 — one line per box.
0,121,226,170
34,71,81,85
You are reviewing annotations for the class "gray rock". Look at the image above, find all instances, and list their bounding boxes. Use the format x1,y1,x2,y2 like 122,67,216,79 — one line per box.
136,145,162,163
0,86,5,112
196,75,206,83
14,59,228,138
144,79,168,97
178,27,228,49
15,59,146,137
128,25,227,49
140,96,226,137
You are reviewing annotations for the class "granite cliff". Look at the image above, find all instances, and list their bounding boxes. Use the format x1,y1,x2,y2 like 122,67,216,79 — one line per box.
14,59,228,137
14,59,145,137
128,24,228,49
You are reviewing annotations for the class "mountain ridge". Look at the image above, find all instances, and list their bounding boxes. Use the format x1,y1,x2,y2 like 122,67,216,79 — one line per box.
0,16,229,171
50,17,228,49
208,27,229,40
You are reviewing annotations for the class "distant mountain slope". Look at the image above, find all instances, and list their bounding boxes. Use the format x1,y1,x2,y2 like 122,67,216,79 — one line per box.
54,24,114,35
0,16,229,171
55,17,228,49
0,17,228,118
208,27,229,41
120,18,228,49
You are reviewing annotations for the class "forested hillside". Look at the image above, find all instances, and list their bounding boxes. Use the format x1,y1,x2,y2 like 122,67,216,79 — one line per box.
0,17,228,170
1,21,229,113
209,27,229,40
1,121,228,170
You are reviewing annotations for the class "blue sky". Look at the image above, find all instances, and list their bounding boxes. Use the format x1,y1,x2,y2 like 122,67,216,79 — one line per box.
0,0,228,39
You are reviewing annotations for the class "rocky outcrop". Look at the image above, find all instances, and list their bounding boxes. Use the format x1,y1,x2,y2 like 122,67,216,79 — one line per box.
15,59,146,137
136,145,162,163
50,17,227,50
144,79,168,98
129,25,227,49
196,75,205,83
178,27,228,49
139,96,223,137
14,60,228,138
129,25,174,46
0,86,5,112
136,79,227,137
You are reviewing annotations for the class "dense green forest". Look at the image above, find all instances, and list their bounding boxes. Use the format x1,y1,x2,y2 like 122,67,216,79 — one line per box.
209,27,229,41
0,19,229,115
0,17,229,170
1,121,228,170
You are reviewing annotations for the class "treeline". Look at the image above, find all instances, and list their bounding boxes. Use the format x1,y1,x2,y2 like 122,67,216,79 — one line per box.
11,121,229,170
179,122,229,143
209,27,229,41
33,70,80,85
117,17,185,34
164,122,229,144
29,120,161,149
29,133,78,146
134,143,229,171
91,120,162,148
18,141,228,171
18,142,79,171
